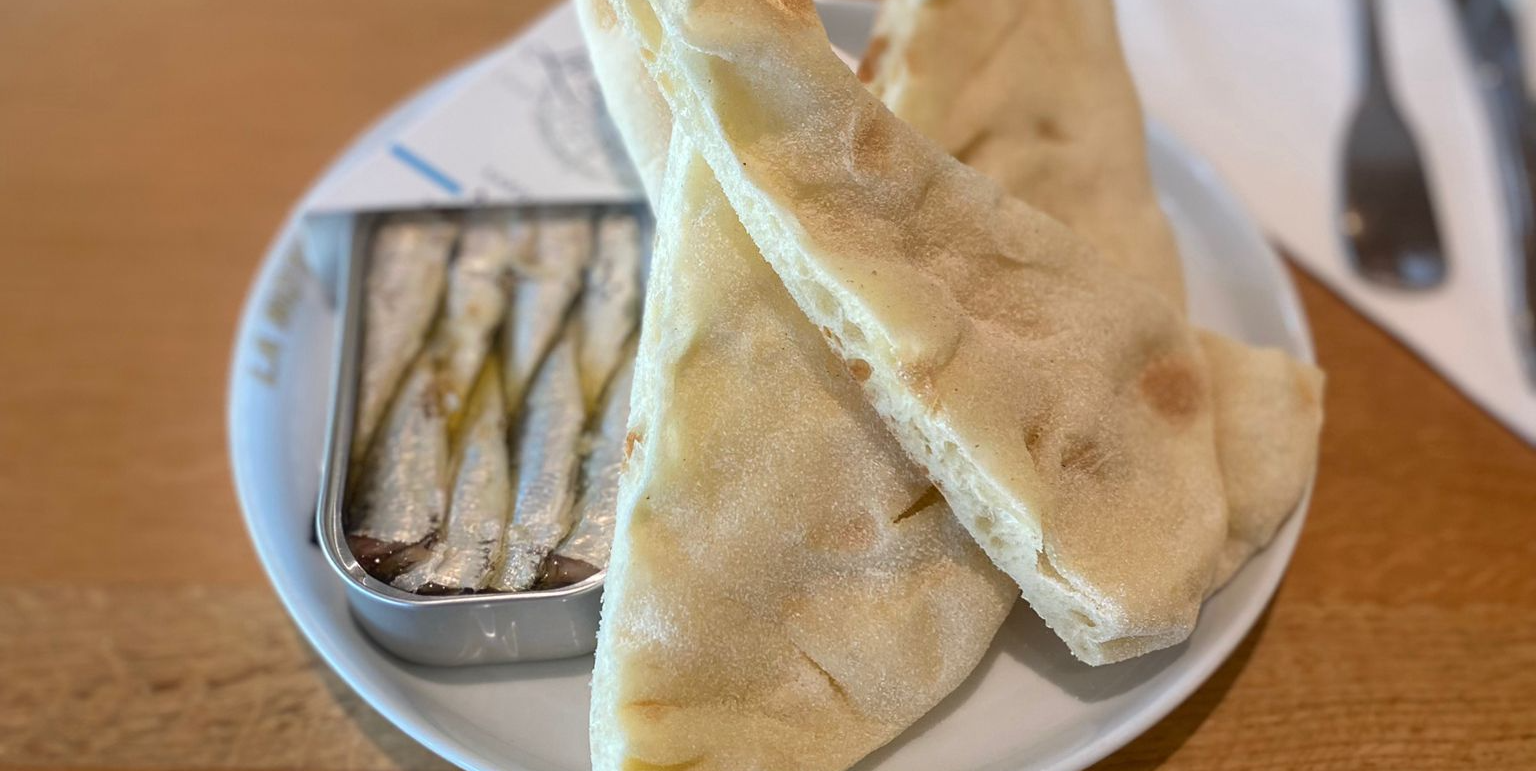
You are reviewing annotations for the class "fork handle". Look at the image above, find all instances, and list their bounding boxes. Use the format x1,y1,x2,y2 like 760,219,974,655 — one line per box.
1358,0,1391,89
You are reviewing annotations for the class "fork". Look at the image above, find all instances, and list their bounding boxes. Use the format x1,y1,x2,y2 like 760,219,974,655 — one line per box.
1340,0,1449,290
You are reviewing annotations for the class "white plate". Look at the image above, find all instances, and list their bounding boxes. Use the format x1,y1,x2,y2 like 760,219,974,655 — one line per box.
228,4,1315,770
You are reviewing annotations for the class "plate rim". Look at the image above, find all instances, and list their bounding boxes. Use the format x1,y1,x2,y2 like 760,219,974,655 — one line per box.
226,6,1317,771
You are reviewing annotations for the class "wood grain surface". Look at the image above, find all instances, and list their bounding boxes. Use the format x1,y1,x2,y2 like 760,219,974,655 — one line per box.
0,2,1532,770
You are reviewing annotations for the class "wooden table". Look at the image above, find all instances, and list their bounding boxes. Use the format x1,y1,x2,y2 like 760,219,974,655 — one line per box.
1,2,1532,769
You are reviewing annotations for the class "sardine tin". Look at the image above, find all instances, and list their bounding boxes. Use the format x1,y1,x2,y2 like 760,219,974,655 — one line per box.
317,212,603,667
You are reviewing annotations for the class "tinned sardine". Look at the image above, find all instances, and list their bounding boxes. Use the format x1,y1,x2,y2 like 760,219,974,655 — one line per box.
352,214,457,464
501,208,590,411
423,210,529,423
347,354,450,579
576,209,643,411
392,361,513,594
491,329,585,592
544,341,636,587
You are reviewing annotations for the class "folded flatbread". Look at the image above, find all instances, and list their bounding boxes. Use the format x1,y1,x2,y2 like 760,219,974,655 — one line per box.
861,0,1323,591
862,0,1186,308
577,2,1015,769
600,0,1270,664
1201,332,1322,583
583,0,672,203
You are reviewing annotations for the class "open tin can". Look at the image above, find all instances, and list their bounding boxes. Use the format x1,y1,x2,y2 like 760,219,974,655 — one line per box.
315,211,605,666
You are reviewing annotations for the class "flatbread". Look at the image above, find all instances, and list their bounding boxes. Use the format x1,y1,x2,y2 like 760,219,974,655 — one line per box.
862,0,1324,593
590,134,1014,771
862,0,1185,308
577,2,1015,769
1200,330,1323,585
582,0,672,202
602,0,1243,664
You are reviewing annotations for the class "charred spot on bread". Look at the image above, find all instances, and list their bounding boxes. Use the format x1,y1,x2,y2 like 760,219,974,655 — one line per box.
1034,117,1066,143
1139,355,1204,424
846,357,872,382
857,35,889,83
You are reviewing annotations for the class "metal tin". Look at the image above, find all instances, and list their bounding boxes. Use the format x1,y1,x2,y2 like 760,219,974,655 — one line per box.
315,212,604,666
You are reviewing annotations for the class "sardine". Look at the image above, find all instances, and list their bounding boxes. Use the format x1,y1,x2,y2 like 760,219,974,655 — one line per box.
352,213,457,464
392,361,513,594
491,329,585,592
544,341,635,588
501,208,590,411
576,209,643,411
423,210,529,422
347,354,450,579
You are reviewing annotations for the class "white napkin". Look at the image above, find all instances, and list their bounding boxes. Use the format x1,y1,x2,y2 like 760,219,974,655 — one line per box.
305,4,642,213
1118,0,1536,443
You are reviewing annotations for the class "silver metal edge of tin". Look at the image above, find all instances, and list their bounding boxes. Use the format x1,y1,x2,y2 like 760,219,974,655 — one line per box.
315,211,605,667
